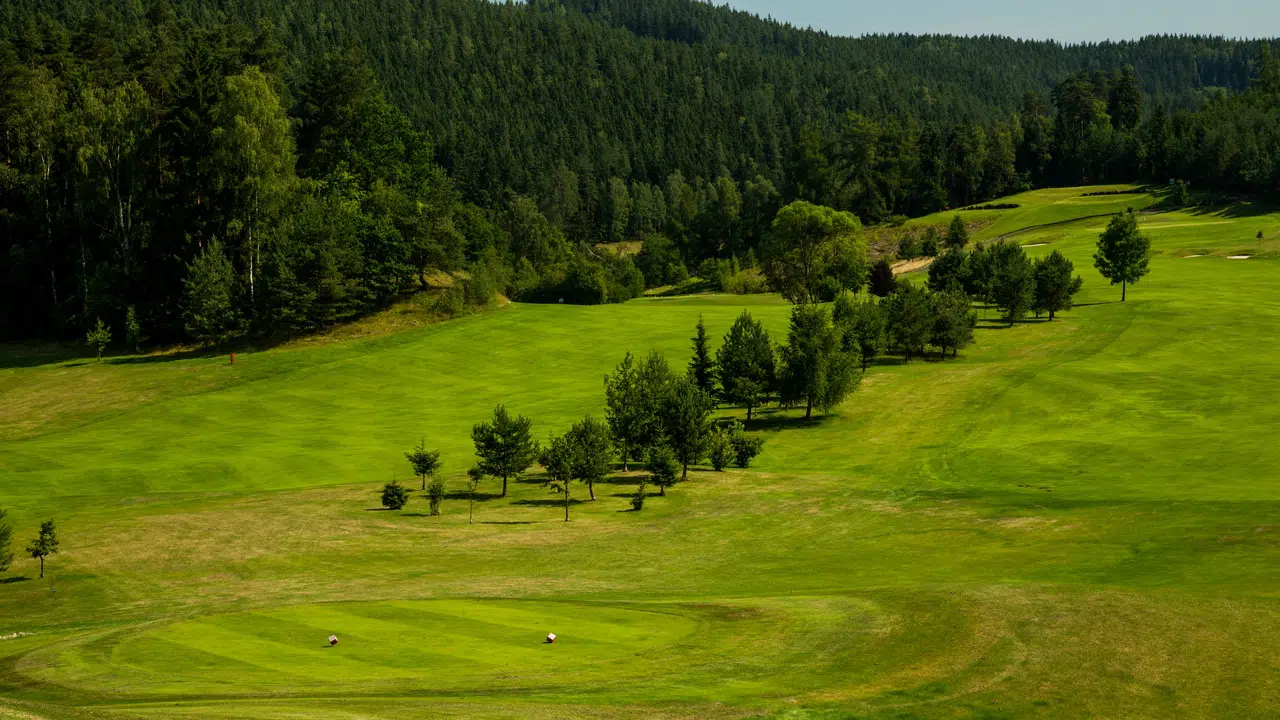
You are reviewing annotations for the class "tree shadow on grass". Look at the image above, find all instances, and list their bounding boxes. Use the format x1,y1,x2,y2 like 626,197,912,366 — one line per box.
742,414,823,433
599,475,645,486
480,521,538,525
512,498,589,508
0,577,31,585
443,491,504,502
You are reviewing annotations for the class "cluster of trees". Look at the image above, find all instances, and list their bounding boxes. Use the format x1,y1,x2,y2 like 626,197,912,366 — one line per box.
380,389,765,523
0,509,60,580
4,1,1270,344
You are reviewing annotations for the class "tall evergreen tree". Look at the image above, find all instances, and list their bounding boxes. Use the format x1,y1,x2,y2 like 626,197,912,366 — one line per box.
715,311,776,420
687,315,716,395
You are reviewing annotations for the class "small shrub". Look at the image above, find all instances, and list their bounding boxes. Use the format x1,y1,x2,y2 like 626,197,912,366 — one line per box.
434,284,466,315
665,261,689,286
647,445,680,496
124,306,143,351
85,318,112,361
426,477,446,516
381,480,410,510
630,479,647,511
723,268,769,295
726,420,765,467
708,428,733,471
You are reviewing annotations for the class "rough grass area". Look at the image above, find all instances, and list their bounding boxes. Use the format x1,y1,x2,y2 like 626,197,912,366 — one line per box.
2,186,1279,719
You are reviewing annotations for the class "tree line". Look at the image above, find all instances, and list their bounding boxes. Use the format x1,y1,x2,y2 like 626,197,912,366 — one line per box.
2,0,1268,344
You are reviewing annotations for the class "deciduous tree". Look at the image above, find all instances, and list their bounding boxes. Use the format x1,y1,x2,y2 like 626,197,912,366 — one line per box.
763,201,866,304
659,377,716,479
85,318,111,361
567,415,613,502
780,304,860,418
26,519,58,579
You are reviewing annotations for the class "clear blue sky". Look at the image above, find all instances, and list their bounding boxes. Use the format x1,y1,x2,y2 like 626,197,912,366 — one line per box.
725,0,1280,43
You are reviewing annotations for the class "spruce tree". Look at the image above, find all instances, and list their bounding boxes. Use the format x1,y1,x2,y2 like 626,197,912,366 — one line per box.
183,239,240,345
688,315,716,395
405,438,442,491
1033,250,1084,320
715,311,776,420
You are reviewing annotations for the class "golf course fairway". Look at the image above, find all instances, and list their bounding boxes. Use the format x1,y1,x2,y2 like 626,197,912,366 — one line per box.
2,186,1279,719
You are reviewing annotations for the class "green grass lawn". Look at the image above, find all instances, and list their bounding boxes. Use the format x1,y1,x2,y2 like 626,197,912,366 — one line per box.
2,187,1279,719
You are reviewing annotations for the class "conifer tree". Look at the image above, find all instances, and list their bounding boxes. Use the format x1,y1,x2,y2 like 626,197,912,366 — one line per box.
1033,250,1084,320
472,405,539,498
688,315,716,395
1094,209,1151,302
715,311,776,420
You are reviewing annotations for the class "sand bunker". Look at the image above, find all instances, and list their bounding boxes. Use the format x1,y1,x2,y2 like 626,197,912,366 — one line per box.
1022,243,1048,247
1228,255,1251,260
0,632,33,641
1182,254,1204,258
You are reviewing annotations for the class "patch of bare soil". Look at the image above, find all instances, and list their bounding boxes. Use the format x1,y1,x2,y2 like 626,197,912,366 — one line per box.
892,257,934,276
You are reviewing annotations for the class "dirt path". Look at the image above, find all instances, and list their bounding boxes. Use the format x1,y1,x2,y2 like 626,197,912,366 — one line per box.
892,257,934,276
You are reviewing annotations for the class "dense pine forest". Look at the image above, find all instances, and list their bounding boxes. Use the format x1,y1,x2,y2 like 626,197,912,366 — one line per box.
2,0,1278,343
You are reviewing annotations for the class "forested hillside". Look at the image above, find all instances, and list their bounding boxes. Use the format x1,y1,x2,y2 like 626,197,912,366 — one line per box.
2,0,1278,343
